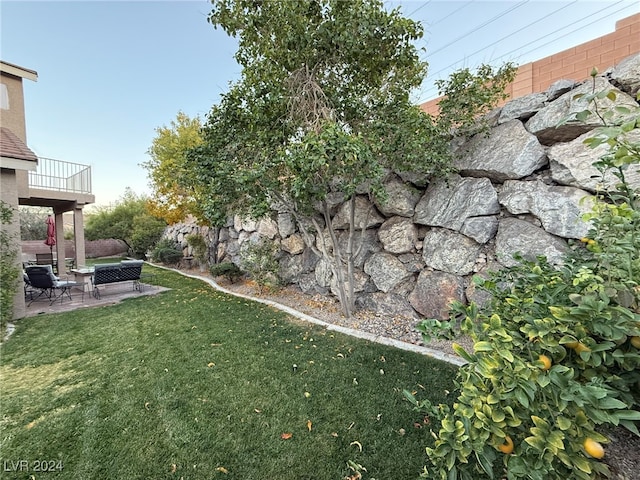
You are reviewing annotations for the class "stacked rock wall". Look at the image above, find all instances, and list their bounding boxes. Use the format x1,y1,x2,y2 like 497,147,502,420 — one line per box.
164,54,640,321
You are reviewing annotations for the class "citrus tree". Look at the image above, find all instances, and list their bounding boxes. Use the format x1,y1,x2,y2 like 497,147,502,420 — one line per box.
408,83,640,479
186,0,515,318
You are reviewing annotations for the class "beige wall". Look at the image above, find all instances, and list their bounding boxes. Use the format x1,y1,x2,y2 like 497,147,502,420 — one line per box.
421,13,640,115
0,72,27,141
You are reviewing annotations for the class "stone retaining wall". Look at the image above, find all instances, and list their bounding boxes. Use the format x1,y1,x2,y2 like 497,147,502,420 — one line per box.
164,53,640,321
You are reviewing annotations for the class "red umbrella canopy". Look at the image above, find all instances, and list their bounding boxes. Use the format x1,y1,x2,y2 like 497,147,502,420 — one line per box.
44,215,56,247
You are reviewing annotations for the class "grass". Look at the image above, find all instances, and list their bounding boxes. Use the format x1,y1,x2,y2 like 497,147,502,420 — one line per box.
0,265,458,479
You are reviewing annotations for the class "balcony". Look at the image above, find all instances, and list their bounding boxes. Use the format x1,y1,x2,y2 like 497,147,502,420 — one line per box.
28,157,92,194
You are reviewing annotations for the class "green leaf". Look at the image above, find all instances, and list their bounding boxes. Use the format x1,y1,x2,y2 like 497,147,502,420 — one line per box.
473,341,493,352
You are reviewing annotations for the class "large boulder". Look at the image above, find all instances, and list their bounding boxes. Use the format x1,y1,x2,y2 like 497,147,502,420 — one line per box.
525,77,638,145
499,180,594,238
495,218,569,267
548,130,640,192
460,216,499,244
422,228,482,276
408,270,465,320
257,218,279,239
364,252,412,293
454,120,548,181
331,196,385,230
609,53,640,96
378,216,417,254
281,234,306,255
356,292,419,319
498,92,547,124
414,175,500,231
374,174,422,217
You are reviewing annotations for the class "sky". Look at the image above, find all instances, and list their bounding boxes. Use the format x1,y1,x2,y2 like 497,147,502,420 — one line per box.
1,0,639,208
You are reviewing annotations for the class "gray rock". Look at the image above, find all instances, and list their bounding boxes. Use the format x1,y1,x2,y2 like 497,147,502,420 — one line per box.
546,79,578,101
525,77,638,145
498,93,547,124
279,249,319,283
234,215,257,232
610,53,640,96
315,258,333,288
495,218,568,267
549,130,640,192
330,268,369,297
378,216,417,254
499,180,594,238
414,175,500,231
277,212,296,238
257,218,278,239
408,270,466,320
355,292,419,319
374,174,422,217
455,120,548,181
395,170,430,188
460,216,499,244
422,228,482,276
364,252,412,293
397,253,425,273
332,196,385,230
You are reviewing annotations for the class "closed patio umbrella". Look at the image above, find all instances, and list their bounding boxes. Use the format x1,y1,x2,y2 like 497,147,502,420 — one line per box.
44,214,56,260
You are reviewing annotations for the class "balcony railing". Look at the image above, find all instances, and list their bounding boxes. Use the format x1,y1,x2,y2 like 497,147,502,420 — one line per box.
28,157,92,195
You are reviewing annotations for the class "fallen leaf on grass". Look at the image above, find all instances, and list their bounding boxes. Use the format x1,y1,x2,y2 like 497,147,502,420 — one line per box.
307,420,312,432
215,466,229,474
144,402,151,410
170,463,177,473
207,362,215,367
254,408,262,413
331,432,338,437
304,391,311,398
281,432,293,440
350,441,363,452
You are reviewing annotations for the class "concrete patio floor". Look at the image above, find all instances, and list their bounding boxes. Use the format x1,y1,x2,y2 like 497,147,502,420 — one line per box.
24,281,169,317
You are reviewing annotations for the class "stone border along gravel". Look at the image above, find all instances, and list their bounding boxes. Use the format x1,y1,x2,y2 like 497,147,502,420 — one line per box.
153,262,466,367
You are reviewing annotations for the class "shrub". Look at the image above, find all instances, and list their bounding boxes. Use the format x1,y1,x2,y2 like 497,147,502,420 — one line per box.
0,201,19,332
239,239,281,290
408,83,640,479
151,238,183,265
185,233,208,268
210,262,243,283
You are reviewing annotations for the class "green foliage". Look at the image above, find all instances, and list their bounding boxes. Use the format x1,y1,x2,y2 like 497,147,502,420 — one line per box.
18,206,50,240
0,201,19,330
209,261,243,283
187,0,516,317
185,233,208,267
85,189,166,258
410,85,640,479
240,239,281,290
150,238,183,265
436,62,517,137
143,111,205,224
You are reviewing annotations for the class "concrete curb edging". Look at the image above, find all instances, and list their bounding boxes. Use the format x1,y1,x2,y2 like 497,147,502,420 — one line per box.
150,263,466,367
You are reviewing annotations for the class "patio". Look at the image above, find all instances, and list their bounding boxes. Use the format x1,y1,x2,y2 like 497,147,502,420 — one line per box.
24,280,168,317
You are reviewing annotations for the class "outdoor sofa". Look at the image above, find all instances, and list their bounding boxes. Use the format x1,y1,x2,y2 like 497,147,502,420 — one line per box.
91,260,144,299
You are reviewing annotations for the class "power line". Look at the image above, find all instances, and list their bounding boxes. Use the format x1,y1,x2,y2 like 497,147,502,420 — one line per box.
424,0,529,58
417,1,634,101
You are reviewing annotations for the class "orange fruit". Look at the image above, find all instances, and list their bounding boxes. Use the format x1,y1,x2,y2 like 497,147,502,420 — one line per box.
583,438,605,459
498,436,514,454
538,354,552,371
573,343,591,354
631,336,640,349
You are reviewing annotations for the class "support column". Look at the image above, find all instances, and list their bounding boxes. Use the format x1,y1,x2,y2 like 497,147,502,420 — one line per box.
73,206,86,268
54,211,65,275
1,170,25,319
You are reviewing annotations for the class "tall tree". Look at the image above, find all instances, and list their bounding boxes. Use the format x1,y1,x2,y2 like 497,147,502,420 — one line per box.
85,189,166,258
188,0,515,317
143,111,204,224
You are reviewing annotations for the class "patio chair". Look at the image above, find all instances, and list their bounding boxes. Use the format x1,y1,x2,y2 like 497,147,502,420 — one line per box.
36,253,58,274
25,265,79,305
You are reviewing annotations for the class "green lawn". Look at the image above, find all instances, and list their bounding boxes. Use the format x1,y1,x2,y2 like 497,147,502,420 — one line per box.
0,266,458,479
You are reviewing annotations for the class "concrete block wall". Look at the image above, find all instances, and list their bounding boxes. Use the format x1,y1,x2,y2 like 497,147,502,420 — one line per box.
421,13,640,115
